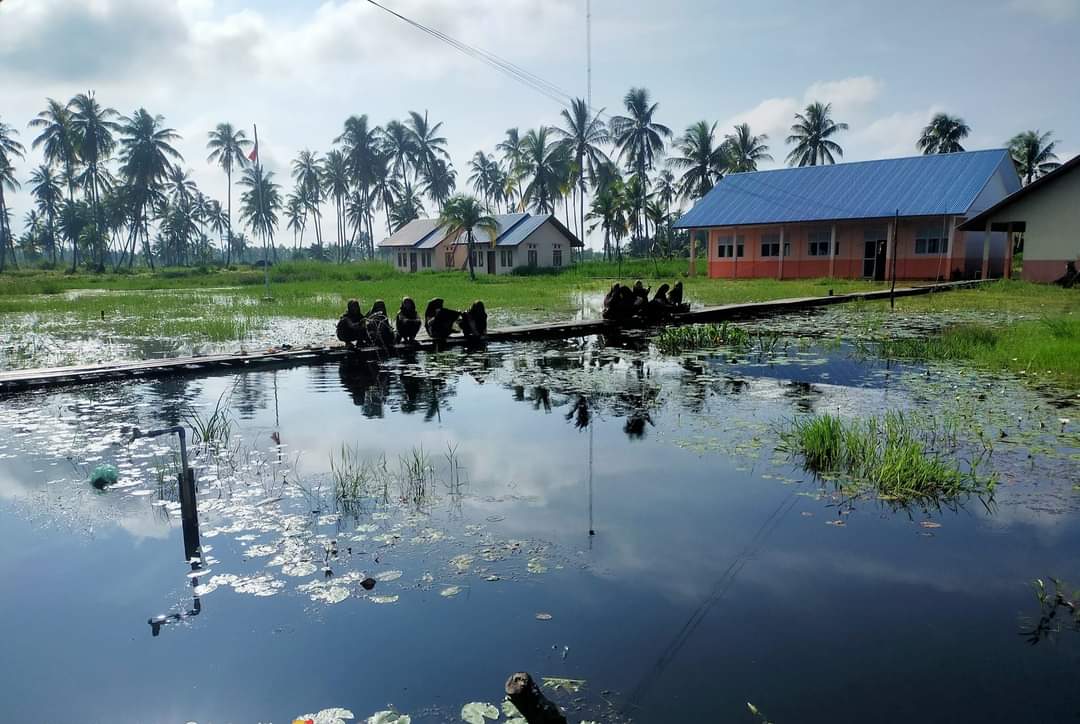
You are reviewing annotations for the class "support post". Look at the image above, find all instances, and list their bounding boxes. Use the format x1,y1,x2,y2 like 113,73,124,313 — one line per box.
981,222,991,280
778,226,785,280
889,210,899,309
1005,222,1014,279
829,223,837,278
689,229,697,277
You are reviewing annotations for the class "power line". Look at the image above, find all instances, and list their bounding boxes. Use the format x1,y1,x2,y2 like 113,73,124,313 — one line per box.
364,0,591,113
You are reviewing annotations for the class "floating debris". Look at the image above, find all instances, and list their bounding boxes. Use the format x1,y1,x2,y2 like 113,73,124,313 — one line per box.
440,585,462,597
535,612,553,621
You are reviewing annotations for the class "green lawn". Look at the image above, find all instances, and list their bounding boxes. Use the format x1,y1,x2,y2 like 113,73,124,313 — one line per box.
1,261,1076,388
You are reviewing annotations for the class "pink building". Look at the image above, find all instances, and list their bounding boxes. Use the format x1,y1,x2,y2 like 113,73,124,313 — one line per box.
674,149,1022,281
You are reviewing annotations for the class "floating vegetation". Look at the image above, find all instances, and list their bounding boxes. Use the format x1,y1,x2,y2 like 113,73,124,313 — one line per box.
440,585,463,597
185,391,234,454
780,411,997,504
653,322,750,355
460,702,500,724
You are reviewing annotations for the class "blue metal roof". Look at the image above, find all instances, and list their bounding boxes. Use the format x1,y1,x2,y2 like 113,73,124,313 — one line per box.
496,213,548,246
674,149,1014,229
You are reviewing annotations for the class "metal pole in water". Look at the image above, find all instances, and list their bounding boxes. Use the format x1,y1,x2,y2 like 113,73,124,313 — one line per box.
128,425,201,561
889,208,899,309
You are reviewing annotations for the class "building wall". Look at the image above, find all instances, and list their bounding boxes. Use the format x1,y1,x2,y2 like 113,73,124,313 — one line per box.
703,216,994,280
380,221,577,274
1005,169,1080,282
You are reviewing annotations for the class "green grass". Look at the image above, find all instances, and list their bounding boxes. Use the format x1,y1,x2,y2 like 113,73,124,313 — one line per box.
878,317,1080,388
781,411,996,504
653,322,751,354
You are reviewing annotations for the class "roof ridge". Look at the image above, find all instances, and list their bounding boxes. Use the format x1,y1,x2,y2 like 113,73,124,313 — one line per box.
723,147,1009,178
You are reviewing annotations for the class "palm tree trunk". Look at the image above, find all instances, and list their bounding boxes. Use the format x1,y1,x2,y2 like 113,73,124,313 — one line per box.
225,167,233,266
466,229,476,281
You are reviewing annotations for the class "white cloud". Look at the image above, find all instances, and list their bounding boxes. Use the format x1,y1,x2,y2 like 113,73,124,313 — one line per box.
803,75,883,115
853,107,942,159
1008,0,1080,20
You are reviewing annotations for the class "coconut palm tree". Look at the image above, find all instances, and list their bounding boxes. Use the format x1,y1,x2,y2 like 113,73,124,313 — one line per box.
0,156,22,272
1008,130,1061,184
119,108,182,269
369,150,398,236
497,128,528,209
336,115,380,258
322,149,350,262
669,121,728,200
587,178,628,263
239,164,282,263
166,166,197,206
291,149,325,253
406,110,449,199
521,127,569,214
284,191,306,251
469,152,499,207
380,120,419,204
389,189,425,232
422,158,456,212
0,120,27,271
30,165,63,264
206,122,252,266
29,100,81,267
69,92,120,268
786,101,848,167
725,123,772,172
205,199,227,258
917,113,970,155
553,98,610,242
610,87,672,238
439,194,499,281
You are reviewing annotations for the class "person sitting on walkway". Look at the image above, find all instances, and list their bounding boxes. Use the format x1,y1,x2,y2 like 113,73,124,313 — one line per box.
460,300,488,339
648,283,674,317
395,296,422,344
669,281,690,313
336,299,367,349
366,299,396,348
424,298,461,342
632,280,650,304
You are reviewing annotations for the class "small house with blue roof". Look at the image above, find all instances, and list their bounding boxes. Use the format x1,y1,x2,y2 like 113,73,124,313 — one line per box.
673,149,1021,281
378,212,582,274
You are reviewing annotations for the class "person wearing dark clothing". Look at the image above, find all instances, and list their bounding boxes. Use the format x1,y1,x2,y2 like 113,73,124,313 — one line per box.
336,299,367,349
366,299,396,348
395,296,422,344
460,300,488,339
602,283,623,320
424,298,461,341
632,280,650,302
669,281,689,312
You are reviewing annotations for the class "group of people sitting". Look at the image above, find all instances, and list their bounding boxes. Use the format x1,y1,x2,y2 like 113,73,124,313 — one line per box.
603,280,690,321
337,297,488,348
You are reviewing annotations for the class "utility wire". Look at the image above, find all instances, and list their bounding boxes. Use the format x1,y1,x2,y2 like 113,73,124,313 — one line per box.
364,0,595,113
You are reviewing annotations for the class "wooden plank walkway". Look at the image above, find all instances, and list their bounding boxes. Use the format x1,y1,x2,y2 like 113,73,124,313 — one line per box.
0,279,986,394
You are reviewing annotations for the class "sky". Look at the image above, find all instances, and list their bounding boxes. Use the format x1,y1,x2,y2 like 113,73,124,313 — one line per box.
1,0,1078,247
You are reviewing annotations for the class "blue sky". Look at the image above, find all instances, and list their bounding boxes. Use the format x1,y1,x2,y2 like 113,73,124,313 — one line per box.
1,0,1077,245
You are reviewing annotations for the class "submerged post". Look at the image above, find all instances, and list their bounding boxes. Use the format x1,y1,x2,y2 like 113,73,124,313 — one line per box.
889,209,899,309
129,425,201,561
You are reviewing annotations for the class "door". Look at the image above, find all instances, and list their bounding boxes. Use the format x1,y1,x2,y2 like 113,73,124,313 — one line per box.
487,250,496,275
863,240,886,280
409,252,417,272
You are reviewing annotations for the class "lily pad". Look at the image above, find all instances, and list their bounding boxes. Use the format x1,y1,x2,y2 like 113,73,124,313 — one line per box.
460,702,499,723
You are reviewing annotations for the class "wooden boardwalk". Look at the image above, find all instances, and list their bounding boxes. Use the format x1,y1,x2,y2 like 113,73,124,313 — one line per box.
0,279,985,394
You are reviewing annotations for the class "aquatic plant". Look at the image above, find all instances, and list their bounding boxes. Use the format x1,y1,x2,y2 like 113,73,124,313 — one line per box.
185,391,233,453
653,322,750,354
331,445,390,509
780,411,996,503
1022,577,1080,644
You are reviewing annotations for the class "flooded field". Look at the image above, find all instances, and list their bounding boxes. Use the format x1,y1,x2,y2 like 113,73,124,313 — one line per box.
1,328,1078,722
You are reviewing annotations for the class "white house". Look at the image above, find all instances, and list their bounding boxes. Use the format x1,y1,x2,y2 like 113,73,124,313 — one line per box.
378,212,583,274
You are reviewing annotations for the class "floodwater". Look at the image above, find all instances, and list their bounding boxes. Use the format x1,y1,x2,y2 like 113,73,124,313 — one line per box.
0,332,1078,723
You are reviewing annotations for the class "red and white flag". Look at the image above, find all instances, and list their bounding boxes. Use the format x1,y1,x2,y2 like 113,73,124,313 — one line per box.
247,142,258,163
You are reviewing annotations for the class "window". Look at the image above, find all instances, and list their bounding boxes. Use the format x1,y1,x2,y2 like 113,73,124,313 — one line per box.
915,227,948,254
397,251,407,268
716,235,745,258
500,249,513,267
552,244,562,267
527,243,538,267
807,229,837,256
421,251,432,268
760,233,781,257
474,249,485,267
445,250,455,267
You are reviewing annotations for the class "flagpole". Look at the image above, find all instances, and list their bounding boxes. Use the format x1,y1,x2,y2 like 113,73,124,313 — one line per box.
253,124,271,300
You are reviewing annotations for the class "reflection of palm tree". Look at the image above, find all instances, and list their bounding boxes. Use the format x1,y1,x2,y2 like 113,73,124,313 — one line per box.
917,113,970,155
786,101,847,166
